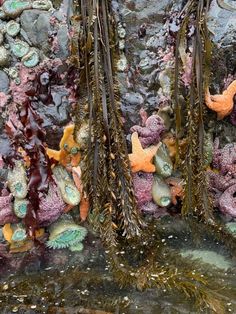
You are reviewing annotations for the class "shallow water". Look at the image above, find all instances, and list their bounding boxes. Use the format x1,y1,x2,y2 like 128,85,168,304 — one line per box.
1,218,236,313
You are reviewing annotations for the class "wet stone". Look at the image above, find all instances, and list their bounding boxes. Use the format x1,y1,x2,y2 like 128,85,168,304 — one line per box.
20,10,51,54
122,92,144,106
208,0,236,46
55,24,69,59
0,70,10,93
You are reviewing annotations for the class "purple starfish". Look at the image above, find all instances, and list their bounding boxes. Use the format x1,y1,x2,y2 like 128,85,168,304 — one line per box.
0,193,18,225
213,139,236,175
130,114,165,148
37,182,66,227
219,184,236,217
133,172,154,206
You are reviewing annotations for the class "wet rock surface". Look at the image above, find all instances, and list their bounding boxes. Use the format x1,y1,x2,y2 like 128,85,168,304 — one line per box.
208,0,236,46
0,70,9,93
20,10,52,54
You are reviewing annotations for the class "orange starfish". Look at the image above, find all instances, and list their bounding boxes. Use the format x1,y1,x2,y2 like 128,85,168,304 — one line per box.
162,135,187,159
166,177,184,205
205,80,236,120
72,166,90,221
46,124,81,170
129,132,159,173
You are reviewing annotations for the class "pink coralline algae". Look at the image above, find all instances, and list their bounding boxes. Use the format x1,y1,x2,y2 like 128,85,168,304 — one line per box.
37,182,66,227
0,193,18,225
130,114,165,148
207,171,236,208
208,171,236,192
219,184,236,217
181,54,192,87
0,92,10,111
132,172,154,206
213,139,236,175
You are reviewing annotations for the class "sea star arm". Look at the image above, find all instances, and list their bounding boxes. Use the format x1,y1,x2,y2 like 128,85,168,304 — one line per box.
131,132,145,152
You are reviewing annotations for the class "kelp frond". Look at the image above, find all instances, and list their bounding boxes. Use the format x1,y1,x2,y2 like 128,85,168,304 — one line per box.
74,0,143,241
174,0,213,220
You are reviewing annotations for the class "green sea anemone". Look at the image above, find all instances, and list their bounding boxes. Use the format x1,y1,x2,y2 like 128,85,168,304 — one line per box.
152,175,171,207
13,198,28,218
22,49,39,68
6,20,20,37
47,215,87,250
52,165,81,206
154,142,173,178
11,40,29,58
11,223,27,242
7,161,28,199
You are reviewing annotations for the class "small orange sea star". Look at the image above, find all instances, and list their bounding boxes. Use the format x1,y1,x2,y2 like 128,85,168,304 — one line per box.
46,124,81,170
128,132,159,173
205,80,236,120
166,177,184,205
